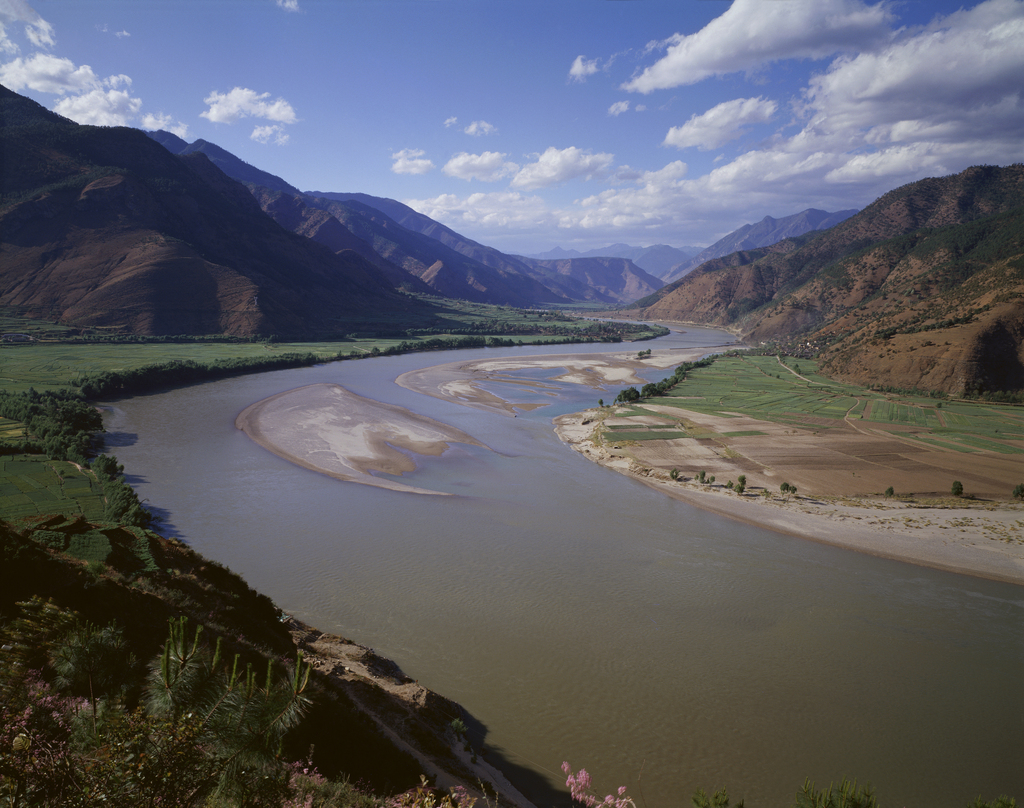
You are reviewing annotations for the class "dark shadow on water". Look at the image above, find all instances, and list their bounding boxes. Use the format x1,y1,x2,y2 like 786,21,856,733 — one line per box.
101,430,139,449
118,473,183,537
459,711,572,808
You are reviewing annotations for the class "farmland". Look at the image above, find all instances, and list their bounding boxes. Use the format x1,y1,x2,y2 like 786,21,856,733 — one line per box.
597,354,1024,501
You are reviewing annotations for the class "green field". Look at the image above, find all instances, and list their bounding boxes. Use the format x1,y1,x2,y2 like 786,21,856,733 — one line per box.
645,354,1024,455
0,301,666,393
0,452,106,522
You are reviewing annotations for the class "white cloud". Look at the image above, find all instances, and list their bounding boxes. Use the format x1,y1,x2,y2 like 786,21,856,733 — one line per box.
201,87,298,125
52,85,141,126
443,151,519,182
664,96,778,150
141,112,189,139
568,55,599,82
391,148,435,175
622,0,894,93
801,0,1024,147
464,120,496,136
277,0,300,11
251,124,289,145
444,116,458,128
608,100,630,117
0,52,98,93
404,191,554,233
511,146,615,190
0,0,54,53
114,29,130,38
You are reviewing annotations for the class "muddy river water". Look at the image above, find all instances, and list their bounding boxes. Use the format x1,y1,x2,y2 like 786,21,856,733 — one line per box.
102,327,1023,807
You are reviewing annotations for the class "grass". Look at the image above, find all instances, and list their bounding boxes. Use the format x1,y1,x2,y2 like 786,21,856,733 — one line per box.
0,454,107,522
634,353,1024,454
0,302,667,393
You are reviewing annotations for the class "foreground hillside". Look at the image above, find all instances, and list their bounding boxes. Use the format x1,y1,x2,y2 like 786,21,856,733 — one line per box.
629,165,1024,396
0,85,422,338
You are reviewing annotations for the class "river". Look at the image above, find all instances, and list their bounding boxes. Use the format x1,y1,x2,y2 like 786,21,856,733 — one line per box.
101,326,1024,807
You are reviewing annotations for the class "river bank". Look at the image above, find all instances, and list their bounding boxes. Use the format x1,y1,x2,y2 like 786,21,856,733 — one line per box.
553,406,1024,585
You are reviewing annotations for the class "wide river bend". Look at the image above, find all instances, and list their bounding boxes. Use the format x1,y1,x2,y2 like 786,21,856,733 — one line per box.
102,327,1024,807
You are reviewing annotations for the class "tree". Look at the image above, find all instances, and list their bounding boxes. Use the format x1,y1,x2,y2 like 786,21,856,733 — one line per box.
952,480,964,497
50,621,136,737
1013,483,1024,500
142,617,312,806
884,486,895,498
670,468,679,481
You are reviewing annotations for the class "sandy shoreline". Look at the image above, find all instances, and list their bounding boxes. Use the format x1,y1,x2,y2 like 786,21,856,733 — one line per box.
235,350,1023,584
553,406,1024,585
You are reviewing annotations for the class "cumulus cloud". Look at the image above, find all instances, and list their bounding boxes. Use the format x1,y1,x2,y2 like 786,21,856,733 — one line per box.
404,191,554,234
622,0,894,93
0,0,54,53
608,100,630,117
277,0,300,11
464,120,496,136
664,96,778,150
141,112,189,139
444,116,458,127
568,55,600,82
53,83,141,126
201,87,297,125
252,124,289,145
0,52,97,93
511,146,615,190
800,0,1024,150
391,148,435,175
443,151,519,182
201,87,298,144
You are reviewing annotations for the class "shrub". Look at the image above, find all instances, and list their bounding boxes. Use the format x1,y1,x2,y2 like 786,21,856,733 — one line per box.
952,480,964,497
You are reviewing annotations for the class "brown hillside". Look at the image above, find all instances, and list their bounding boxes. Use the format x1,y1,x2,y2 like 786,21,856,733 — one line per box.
0,85,416,337
633,165,1024,395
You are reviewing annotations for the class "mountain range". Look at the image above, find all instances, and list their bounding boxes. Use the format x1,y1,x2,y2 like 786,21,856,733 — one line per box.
628,164,1024,396
657,208,859,284
525,244,702,277
2,82,1021,396
0,85,419,338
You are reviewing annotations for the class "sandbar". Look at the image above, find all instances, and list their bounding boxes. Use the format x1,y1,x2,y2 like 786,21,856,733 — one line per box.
395,347,717,415
235,383,487,495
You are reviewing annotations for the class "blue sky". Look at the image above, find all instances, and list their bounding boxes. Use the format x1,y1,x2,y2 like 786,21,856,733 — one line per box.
2,0,1023,254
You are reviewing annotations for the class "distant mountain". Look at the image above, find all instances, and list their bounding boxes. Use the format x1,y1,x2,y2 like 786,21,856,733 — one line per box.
515,256,664,305
629,165,1024,396
661,208,858,284
1,86,419,337
298,195,567,307
309,191,552,283
525,244,701,278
